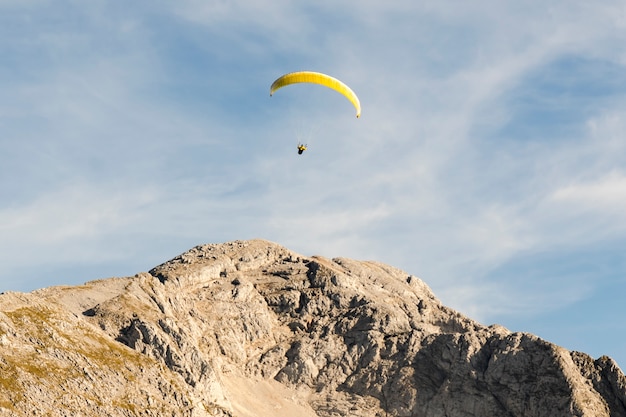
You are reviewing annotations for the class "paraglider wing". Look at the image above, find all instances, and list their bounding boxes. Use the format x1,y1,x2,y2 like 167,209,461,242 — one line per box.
270,71,361,118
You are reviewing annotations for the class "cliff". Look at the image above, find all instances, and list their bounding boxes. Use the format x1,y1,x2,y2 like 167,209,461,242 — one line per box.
1,239,624,416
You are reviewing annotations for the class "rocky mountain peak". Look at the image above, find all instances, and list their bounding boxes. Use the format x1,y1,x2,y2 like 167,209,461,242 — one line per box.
1,239,625,416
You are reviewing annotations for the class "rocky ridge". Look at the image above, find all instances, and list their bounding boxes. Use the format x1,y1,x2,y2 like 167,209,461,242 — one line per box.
1,239,624,416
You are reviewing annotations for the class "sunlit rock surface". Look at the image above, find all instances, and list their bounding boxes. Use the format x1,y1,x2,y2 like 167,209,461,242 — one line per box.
1,239,625,416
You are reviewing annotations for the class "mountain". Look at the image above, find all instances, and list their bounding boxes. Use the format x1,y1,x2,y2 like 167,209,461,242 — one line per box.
1,239,624,416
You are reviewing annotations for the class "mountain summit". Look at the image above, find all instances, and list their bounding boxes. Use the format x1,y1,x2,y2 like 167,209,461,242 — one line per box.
1,239,624,416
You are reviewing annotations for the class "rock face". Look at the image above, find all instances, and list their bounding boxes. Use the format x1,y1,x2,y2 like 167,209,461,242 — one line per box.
1,239,625,416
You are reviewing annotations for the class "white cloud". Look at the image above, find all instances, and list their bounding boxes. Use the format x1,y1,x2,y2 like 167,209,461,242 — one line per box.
553,172,626,203
438,273,595,324
0,183,159,259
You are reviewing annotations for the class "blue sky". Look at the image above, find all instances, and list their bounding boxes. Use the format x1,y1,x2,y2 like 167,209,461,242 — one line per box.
2,1,626,370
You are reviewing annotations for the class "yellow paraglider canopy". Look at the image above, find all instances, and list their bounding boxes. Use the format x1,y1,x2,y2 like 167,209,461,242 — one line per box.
270,71,361,118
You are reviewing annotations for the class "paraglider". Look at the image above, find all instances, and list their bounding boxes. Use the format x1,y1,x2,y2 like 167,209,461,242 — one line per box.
270,71,361,154
270,71,361,118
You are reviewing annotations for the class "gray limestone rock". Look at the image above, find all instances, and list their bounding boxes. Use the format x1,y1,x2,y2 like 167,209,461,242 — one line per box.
1,239,624,416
